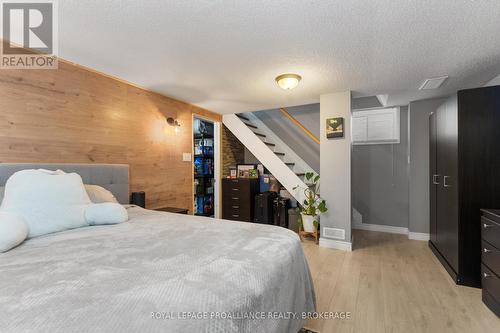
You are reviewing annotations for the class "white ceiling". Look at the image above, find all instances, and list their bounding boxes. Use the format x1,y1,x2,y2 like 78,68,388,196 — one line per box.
59,1,500,114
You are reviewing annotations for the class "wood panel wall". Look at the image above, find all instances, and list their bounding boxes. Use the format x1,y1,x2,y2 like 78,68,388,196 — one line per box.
0,60,221,212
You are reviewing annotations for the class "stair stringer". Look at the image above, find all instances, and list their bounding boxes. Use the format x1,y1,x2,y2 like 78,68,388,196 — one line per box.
223,114,307,204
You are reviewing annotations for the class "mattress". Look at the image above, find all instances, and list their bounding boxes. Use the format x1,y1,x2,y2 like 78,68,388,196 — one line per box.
0,206,315,332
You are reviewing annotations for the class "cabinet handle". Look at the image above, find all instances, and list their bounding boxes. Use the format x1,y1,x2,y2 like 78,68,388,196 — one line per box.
483,272,493,278
443,176,451,188
484,248,492,253
232,197,239,200
483,223,495,229
232,214,239,217
232,206,239,208
432,174,440,185
232,188,239,191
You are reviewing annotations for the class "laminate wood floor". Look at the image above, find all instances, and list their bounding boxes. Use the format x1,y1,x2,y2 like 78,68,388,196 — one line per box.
302,229,500,333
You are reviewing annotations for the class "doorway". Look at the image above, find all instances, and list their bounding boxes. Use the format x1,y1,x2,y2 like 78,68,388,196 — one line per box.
193,116,220,218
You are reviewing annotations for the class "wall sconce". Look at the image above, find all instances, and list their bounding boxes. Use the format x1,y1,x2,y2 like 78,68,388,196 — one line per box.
166,117,181,134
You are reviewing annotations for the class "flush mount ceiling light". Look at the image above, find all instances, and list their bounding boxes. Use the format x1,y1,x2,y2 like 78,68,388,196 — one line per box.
275,73,302,90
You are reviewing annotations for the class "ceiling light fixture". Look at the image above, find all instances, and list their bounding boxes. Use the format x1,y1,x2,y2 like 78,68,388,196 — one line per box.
275,73,302,90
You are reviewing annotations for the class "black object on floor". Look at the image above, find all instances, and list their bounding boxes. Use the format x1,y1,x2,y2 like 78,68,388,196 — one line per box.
273,197,290,227
254,192,278,224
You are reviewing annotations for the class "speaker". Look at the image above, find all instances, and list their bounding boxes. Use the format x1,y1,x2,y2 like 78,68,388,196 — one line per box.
130,191,146,208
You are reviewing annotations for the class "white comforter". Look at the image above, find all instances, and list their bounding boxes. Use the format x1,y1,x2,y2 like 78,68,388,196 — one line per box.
0,206,316,333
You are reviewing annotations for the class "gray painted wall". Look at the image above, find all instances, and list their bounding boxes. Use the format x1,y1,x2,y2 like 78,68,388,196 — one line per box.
408,98,446,233
320,92,352,244
252,104,320,172
351,107,409,228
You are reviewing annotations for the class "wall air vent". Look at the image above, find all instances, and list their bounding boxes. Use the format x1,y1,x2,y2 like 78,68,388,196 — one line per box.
323,227,345,240
419,76,448,90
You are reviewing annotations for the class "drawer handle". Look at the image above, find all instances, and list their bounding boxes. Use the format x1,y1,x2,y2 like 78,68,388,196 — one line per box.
232,197,239,200
443,176,451,188
232,214,239,217
432,174,440,185
232,188,239,191
232,206,239,208
483,223,495,229
483,272,493,278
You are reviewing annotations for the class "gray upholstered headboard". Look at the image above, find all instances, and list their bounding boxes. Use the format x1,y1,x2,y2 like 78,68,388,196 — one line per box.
0,163,129,204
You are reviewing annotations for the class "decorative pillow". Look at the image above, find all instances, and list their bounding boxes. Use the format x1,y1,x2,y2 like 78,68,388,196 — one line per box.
85,184,119,203
0,212,29,252
85,203,128,225
0,169,91,238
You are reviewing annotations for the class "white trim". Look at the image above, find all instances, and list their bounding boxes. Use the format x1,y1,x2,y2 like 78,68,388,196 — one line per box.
319,237,352,251
408,232,430,241
353,222,429,241
353,222,408,235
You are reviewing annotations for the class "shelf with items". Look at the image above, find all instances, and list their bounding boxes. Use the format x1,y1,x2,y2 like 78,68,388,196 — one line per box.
193,117,215,218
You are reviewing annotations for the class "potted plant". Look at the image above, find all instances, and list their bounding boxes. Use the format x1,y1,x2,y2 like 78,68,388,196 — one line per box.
293,172,327,233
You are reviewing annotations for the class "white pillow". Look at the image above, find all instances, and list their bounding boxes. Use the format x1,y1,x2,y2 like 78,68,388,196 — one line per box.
0,169,91,238
85,203,128,225
85,184,119,203
0,212,29,252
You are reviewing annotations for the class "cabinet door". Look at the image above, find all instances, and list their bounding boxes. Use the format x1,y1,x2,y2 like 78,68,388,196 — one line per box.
436,98,459,272
429,112,438,244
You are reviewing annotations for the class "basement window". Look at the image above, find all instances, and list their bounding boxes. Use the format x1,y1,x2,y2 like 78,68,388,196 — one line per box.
352,107,400,145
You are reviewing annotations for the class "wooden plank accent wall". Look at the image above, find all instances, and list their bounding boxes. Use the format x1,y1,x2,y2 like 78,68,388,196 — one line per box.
0,60,221,212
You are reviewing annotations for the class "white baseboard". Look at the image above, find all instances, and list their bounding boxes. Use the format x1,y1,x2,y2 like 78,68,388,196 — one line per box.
353,222,408,235
353,222,429,241
408,232,430,241
319,237,352,251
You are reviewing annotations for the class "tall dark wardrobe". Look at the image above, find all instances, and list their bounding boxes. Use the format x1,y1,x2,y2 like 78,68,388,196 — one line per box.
429,85,500,287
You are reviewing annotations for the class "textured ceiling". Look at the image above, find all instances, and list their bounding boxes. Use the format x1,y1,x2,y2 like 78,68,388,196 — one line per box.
59,1,500,114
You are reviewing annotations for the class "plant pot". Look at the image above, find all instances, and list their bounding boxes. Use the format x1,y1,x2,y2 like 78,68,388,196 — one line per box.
301,214,317,233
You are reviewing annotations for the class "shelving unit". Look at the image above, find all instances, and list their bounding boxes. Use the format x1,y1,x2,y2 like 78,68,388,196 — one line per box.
193,118,215,217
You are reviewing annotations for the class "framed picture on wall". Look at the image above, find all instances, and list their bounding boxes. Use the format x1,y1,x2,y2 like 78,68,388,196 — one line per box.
326,117,344,138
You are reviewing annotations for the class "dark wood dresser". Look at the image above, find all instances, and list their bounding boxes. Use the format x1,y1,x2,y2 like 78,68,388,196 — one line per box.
222,178,259,222
481,209,500,316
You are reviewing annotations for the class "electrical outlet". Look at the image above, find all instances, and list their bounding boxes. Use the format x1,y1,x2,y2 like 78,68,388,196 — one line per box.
182,153,192,162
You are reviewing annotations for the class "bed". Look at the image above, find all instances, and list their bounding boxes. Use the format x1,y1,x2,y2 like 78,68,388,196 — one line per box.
0,164,316,333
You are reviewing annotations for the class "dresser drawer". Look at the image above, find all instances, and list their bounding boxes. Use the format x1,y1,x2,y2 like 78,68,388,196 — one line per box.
482,240,500,275
222,205,251,218
481,216,500,250
222,179,251,192
482,264,500,305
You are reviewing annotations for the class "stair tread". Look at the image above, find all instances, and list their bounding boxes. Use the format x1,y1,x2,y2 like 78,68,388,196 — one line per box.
244,123,258,129
254,132,266,137
236,114,250,121
264,142,276,146
296,173,305,176
274,152,285,156
285,162,295,166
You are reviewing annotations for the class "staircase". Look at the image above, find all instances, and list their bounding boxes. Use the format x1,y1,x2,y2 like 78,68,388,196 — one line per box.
222,112,315,204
